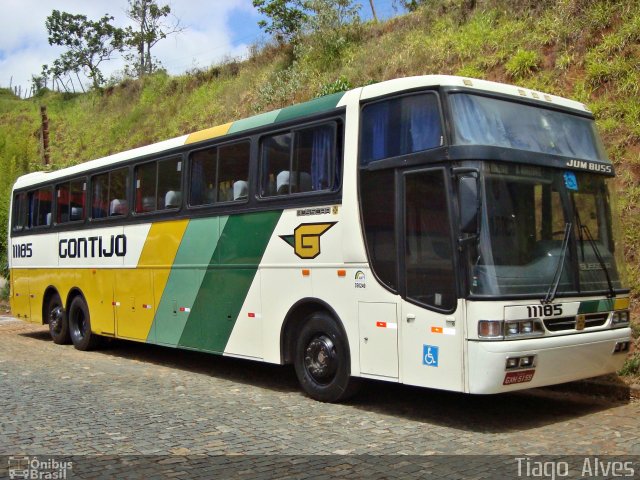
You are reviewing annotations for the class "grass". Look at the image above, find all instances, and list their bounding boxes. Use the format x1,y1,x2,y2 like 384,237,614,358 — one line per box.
0,1,639,324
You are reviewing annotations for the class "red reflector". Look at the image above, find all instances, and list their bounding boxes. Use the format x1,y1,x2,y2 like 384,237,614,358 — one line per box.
248,312,255,318
503,369,535,386
376,321,387,328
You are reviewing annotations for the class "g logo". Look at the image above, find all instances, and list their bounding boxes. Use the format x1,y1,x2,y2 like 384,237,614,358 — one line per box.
280,222,336,259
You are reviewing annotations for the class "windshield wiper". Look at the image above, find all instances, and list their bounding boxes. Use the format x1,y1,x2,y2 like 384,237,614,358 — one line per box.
542,222,572,305
580,223,616,298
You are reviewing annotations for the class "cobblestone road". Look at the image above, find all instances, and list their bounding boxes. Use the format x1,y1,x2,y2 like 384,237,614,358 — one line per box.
1,316,638,478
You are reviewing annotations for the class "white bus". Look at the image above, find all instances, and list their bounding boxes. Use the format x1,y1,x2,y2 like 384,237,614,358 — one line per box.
8,75,631,401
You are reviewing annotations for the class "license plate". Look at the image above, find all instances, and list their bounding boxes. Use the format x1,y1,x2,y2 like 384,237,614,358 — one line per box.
503,369,535,386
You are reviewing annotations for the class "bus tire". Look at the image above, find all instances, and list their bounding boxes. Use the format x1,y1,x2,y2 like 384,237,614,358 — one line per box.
68,296,101,351
47,292,70,345
294,312,360,403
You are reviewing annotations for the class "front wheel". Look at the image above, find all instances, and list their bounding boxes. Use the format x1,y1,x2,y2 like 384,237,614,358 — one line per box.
68,296,101,351
294,312,360,402
47,293,70,344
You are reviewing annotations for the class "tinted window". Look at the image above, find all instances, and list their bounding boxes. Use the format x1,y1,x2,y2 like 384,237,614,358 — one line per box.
12,192,28,231
30,187,53,227
190,142,250,206
404,169,455,310
158,158,182,209
56,179,85,223
135,162,156,213
360,93,442,165
91,167,129,219
261,133,292,196
260,122,339,197
361,169,397,291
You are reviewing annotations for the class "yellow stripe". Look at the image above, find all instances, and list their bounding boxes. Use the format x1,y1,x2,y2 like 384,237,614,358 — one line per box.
115,219,190,341
185,123,232,144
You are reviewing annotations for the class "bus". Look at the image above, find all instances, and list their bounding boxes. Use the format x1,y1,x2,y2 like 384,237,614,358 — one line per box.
7,75,632,402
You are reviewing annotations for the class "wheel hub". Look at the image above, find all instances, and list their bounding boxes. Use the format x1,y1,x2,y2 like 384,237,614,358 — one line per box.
49,306,64,331
304,335,337,382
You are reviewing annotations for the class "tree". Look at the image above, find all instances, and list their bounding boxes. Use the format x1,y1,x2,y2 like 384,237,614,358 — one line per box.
125,0,183,77
253,0,308,44
44,10,126,90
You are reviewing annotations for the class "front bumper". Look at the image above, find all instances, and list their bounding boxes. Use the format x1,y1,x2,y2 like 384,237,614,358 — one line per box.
467,327,631,394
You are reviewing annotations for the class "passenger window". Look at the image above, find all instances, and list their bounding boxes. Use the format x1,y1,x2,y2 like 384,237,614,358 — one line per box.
158,158,182,209
91,167,129,219
56,179,85,223
135,162,156,212
134,157,182,213
360,93,442,165
28,187,53,228
190,147,216,206
261,133,292,196
189,142,250,206
260,122,338,197
218,143,250,201
12,192,28,231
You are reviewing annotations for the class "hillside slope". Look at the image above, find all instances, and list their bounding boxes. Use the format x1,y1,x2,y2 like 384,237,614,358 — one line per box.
1,0,639,301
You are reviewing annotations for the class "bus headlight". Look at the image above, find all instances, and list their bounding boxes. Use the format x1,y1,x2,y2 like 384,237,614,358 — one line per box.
504,319,545,338
478,320,503,339
478,319,545,339
612,310,630,327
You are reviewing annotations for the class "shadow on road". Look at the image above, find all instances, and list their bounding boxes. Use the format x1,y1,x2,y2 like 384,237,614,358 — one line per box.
20,328,626,434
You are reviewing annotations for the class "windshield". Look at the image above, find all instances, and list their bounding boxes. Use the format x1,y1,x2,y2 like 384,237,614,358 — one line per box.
469,162,626,297
450,93,607,161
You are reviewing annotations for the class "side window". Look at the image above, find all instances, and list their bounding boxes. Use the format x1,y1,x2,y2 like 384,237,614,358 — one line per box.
261,122,339,197
12,192,28,231
56,179,86,223
189,142,249,206
134,158,182,213
135,162,156,213
91,167,129,219
158,158,182,209
108,168,129,216
218,142,250,201
404,169,455,310
361,169,397,291
261,133,292,196
30,187,53,228
190,147,216,206
360,93,442,166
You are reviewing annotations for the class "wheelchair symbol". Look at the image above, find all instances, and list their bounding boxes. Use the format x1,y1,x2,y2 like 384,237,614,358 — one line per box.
422,344,439,367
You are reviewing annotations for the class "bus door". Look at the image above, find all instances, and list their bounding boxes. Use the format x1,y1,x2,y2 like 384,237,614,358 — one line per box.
399,168,464,391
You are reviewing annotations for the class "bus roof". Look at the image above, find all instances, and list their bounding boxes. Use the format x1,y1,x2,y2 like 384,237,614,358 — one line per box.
12,75,591,191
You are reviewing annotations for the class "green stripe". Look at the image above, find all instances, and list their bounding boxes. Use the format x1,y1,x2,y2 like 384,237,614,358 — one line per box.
149,216,227,345
274,92,344,123
177,210,282,352
577,299,614,314
227,110,281,135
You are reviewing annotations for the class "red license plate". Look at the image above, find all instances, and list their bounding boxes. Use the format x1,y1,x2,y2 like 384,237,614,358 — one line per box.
503,369,535,386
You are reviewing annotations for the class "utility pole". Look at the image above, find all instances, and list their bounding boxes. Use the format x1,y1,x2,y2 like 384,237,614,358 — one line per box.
40,106,50,166
369,0,378,21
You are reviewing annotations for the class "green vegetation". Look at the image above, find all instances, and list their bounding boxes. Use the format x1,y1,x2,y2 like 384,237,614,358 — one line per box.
1,0,639,313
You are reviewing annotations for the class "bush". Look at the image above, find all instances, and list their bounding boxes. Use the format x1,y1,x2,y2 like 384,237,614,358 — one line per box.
619,354,640,376
316,76,352,96
505,49,541,79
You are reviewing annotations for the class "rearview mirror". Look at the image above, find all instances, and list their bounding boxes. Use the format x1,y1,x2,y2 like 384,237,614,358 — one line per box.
458,175,479,235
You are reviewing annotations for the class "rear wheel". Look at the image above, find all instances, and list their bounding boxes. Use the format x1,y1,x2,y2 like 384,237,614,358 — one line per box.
68,296,101,351
47,293,70,344
294,312,360,402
